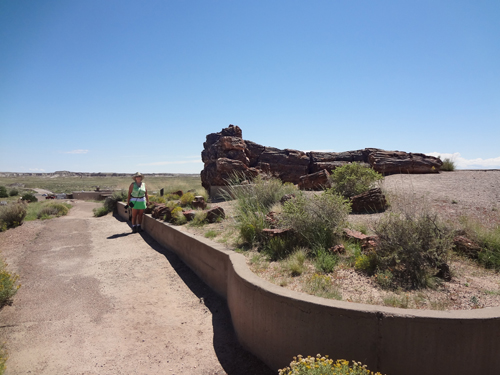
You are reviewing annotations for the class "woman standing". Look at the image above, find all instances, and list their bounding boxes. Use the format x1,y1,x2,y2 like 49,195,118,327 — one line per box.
128,172,149,233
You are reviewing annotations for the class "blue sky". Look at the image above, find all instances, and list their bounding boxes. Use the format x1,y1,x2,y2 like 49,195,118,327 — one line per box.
1,0,499,173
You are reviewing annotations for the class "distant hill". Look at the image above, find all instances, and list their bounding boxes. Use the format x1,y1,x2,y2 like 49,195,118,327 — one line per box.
0,171,200,178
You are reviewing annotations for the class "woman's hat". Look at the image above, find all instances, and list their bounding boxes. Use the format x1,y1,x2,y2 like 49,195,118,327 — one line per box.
132,172,144,180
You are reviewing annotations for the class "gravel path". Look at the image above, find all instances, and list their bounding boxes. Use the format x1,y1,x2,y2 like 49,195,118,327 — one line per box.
0,201,273,375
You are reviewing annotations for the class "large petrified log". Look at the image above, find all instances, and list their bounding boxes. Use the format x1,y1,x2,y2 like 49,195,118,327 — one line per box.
200,125,442,191
350,187,388,213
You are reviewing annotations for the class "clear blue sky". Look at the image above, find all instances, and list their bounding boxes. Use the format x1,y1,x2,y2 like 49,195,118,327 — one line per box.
1,0,499,173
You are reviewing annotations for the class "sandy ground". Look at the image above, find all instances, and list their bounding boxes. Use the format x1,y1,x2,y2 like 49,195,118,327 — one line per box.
0,201,273,375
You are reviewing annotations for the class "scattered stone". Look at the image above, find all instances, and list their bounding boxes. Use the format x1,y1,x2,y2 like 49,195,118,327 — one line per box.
261,228,293,240
298,169,331,191
206,206,225,223
330,244,346,254
170,190,183,197
192,196,207,210
182,210,196,222
280,194,295,204
350,188,388,213
343,228,379,252
453,236,482,258
265,211,279,228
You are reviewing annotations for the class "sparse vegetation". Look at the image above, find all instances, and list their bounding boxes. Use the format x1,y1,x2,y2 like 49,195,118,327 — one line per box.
279,355,385,375
8,189,18,197
458,217,500,270
0,259,20,308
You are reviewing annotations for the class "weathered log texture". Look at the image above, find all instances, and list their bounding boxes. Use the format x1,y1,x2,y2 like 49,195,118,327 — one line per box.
298,169,331,191
350,187,388,213
200,125,443,191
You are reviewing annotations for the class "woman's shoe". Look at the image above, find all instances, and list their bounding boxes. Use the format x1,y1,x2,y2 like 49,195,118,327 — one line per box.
132,226,137,233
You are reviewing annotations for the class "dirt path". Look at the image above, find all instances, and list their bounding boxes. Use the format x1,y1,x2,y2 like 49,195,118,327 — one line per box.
0,201,273,375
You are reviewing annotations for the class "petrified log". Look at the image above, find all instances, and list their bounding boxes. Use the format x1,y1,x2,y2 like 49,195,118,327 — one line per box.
350,188,388,213
298,169,331,191
200,125,443,192
453,236,482,258
368,151,442,175
206,206,225,223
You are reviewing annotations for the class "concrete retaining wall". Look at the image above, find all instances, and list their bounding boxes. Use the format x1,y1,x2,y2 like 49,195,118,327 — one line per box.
117,202,500,375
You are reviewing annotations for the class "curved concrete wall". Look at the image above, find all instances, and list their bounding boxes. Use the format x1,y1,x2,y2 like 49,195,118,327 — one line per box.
117,203,500,375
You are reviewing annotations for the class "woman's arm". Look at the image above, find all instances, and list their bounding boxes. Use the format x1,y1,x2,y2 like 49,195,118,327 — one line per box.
127,183,133,205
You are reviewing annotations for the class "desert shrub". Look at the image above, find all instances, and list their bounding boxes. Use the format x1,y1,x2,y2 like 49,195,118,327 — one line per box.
93,206,109,217
189,210,208,227
21,193,37,203
0,259,20,307
0,187,7,198
149,195,167,204
282,248,308,276
374,210,453,289
204,229,218,239
263,236,294,261
180,192,195,207
37,202,70,219
171,206,186,225
329,162,383,198
440,157,455,171
280,192,350,250
354,253,377,274
9,189,19,197
0,202,27,231
279,355,385,375
230,176,297,246
314,248,338,274
459,218,500,270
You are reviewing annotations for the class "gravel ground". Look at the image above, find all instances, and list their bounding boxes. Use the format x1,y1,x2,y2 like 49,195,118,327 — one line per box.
0,200,273,375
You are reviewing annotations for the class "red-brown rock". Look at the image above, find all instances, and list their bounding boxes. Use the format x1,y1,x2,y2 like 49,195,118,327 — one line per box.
350,188,388,213
206,206,225,223
298,169,331,191
368,150,442,175
453,236,482,258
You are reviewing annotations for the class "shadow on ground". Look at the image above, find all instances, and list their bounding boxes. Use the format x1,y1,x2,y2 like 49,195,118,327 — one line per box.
113,213,275,375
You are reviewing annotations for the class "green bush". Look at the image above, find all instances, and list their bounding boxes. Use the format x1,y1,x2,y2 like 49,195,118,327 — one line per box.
0,259,20,307
279,355,385,375
180,192,195,207
93,206,109,217
263,236,293,261
171,206,186,225
459,218,500,270
329,162,383,198
0,203,27,231
280,192,350,250
374,210,453,289
314,248,338,274
282,249,307,276
230,176,297,246
0,187,7,199
440,157,455,171
189,210,208,227
21,193,37,203
9,189,19,197
37,202,70,219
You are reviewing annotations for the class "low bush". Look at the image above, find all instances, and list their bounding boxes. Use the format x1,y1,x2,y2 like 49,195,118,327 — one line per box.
373,210,452,289
171,206,186,225
93,206,109,217
329,162,383,198
314,248,338,274
0,259,20,307
180,192,195,207
37,202,70,219
264,236,294,261
283,249,307,276
440,157,455,171
21,193,37,203
279,355,385,375
0,187,7,198
459,217,500,270
9,189,19,197
189,210,208,227
0,202,27,231
280,192,350,250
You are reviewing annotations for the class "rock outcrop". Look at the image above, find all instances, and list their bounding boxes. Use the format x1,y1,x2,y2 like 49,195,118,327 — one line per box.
201,125,442,191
